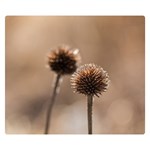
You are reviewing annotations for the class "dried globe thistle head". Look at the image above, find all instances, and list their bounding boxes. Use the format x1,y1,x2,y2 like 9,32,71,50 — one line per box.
47,45,80,75
71,63,110,97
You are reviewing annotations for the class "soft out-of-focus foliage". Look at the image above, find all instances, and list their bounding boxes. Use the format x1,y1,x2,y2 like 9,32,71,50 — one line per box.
5,16,145,134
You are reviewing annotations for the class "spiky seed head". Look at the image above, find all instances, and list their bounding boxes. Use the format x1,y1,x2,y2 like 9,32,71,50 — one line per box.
71,63,110,97
47,45,81,75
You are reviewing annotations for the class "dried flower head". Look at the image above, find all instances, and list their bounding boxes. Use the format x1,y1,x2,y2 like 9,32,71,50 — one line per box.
47,45,80,75
71,63,110,97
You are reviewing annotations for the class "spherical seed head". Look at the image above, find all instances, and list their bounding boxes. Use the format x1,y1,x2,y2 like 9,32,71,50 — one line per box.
47,45,81,75
71,63,110,97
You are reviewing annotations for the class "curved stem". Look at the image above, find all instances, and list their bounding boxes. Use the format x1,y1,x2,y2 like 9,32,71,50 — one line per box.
44,74,61,134
87,95,93,134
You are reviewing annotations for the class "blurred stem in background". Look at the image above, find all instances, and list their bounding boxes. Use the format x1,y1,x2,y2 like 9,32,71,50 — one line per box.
44,74,61,134
45,45,81,134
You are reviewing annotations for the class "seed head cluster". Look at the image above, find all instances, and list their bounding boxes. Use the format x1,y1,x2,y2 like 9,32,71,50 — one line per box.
71,64,109,97
47,45,80,75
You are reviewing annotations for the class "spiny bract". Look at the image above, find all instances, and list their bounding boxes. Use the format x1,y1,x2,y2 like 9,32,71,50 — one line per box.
71,63,110,97
47,45,80,75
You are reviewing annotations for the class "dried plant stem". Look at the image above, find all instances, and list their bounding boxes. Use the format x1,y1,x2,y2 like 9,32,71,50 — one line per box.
87,95,93,134
44,74,61,134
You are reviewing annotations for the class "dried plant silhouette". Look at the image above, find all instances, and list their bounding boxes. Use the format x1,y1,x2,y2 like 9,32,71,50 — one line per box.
6,16,144,134
45,45,80,134
71,63,110,134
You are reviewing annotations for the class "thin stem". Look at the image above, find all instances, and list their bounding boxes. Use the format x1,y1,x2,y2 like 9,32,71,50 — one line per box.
44,73,61,134
87,95,93,134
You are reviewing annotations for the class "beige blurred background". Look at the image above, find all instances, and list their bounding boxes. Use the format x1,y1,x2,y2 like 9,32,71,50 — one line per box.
5,16,145,134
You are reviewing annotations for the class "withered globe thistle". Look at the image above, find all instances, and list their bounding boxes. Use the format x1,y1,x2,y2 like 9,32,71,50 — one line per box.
47,45,80,75
71,63,110,134
44,45,81,134
71,63,110,97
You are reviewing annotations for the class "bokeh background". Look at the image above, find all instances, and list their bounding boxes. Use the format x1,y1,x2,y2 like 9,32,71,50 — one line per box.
5,16,145,134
